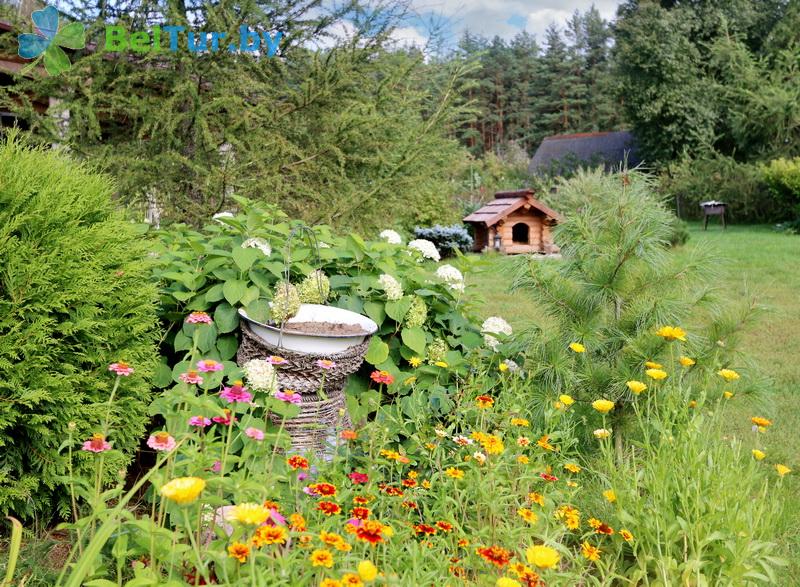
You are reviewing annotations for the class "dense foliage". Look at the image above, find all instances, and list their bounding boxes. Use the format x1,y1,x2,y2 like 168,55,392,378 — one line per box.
0,136,160,519
412,224,473,257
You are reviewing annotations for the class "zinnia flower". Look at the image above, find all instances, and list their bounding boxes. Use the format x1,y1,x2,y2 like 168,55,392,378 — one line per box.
679,356,696,367
475,395,494,409
245,427,265,441
517,508,538,524
349,472,369,484
510,417,529,427
626,380,647,394
564,463,581,473
751,416,773,428
591,399,615,414
620,529,634,542
310,549,334,568
645,368,668,380
180,370,204,385
602,489,616,503
227,541,250,563
370,370,394,385
317,501,342,516
275,390,302,404
189,415,211,427
497,579,522,587
655,325,687,341
220,383,252,404
197,359,223,372
186,311,213,324
341,429,358,440
569,342,585,353
593,428,611,439
82,433,112,453
108,362,134,376
718,368,740,382
252,525,287,546
316,359,336,370
227,503,271,525
528,492,545,507
287,455,309,470
212,409,235,425
476,545,512,567
160,477,206,505
526,544,560,569
147,431,176,452
268,356,288,366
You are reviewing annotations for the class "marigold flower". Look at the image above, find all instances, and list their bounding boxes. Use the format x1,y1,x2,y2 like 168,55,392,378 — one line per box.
370,370,394,385
517,508,538,524
409,356,423,368
752,449,766,460
645,361,663,369
751,416,773,428
593,428,611,439
310,549,334,568
147,432,176,452
227,503,271,526
317,501,341,516
718,368,740,382
602,489,616,503
620,529,634,542
558,394,575,406
569,342,585,353
160,477,205,505
180,370,204,385
581,541,601,561
679,356,696,367
476,545,512,567
591,399,615,414
196,359,223,372
228,541,250,563
108,362,134,376
476,395,494,409
526,544,560,569
776,464,791,477
186,311,213,324
358,560,378,582
626,380,647,394
82,433,112,453
252,525,287,546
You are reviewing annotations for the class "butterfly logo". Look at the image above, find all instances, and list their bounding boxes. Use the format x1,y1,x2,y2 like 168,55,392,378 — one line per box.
17,5,85,75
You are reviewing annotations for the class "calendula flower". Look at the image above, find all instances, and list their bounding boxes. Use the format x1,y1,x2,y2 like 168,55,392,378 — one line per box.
569,342,585,353
147,432,176,452
526,545,560,569
679,356,696,367
252,525,288,546
517,508,538,524
656,325,687,341
620,529,634,542
180,370,204,385
186,311,213,324
228,541,250,563
82,433,112,453
445,467,465,479
718,368,740,382
593,428,611,439
409,356,423,368
564,463,581,473
592,399,615,414
197,359,223,372
645,368,668,380
476,545,512,567
558,394,575,406
602,489,616,503
776,464,791,477
751,416,773,428
511,417,529,427
626,380,647,394
358,560,378,582
476,395,494,409
645,361,663,369
160,477,205,505
227,503,271,526
752,449,766,460
581,541,601,561
310,549,334,568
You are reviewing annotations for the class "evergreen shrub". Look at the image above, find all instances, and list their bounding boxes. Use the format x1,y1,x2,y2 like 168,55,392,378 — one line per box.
0,135,159,519
412,224,473,256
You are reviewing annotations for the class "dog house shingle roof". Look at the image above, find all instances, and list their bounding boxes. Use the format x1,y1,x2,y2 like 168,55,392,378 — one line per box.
464,189,561,227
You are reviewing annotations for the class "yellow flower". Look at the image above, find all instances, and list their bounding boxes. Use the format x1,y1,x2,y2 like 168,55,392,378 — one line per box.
752,449,766,461
559,394,575,406
655,325,687,341
645,361,663,369
445,467,465,479
517,508,538,524
227,503,271,526
517,455,530,464
620,529,634,542
159,477,206,505
421,480,431,489
341,573,363,586
227,541,250,563
564,463,581,473
688,400,697,408
626,380,647,394
723,391,734,399
581,541,601,561
409,356,422,368
356,560,378,582
553,401,564,410
569,342,585,353
566,480,578,488
497,578,522,587
591,399,614,414
526,544,560,569
499,362,509,372
310,549,334,568
321,580,343,587
679,356,696,367
593,428,611,439
718,368,740,382
776,464,791,477
403,376,417,386
602,489,616,503
751,416,773,428
645,368,668,380
510,417,529,427
434,361,448,368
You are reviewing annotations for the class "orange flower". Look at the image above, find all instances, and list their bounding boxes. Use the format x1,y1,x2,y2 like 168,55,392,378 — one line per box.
751,416,773,428
227,541,250,563
414,523,437,536
310,549,334,568
309,482,337,496
457,538,470,548
436,521,454,532
581,541,601,561
528,492,545,507
353,495,372,505
476,545,512,567
476,395,494,409
620,529,634,542
317,501,342,516
289,512,307,531
251,525,287,547
351,507,370,520
402,478,418,488
287,455,309,470
341,574,363,587
341,429,358,440
356,520,387,545
536,435,555,451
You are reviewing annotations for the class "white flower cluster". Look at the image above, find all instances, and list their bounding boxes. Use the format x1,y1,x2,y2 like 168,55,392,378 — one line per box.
436,264,465,293
377,274,404,301
408,239,441,262
241,237,272,256
481,316,513,350
379,229,403,244
212,211,235,222
242,359,278,393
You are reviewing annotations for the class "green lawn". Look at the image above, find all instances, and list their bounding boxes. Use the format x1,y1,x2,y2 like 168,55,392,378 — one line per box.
467,223,800,580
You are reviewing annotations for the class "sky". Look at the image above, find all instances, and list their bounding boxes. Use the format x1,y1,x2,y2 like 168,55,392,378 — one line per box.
388,0,622,49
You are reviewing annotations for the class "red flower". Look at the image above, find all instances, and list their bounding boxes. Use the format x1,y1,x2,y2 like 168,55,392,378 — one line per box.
309,482,337,496
370,370,394,385
476,545,512,567
355,520,385,545
341,429,358,440
351,507,370,520
382,486,404,497
287,456,309,470
401,501,418,510
316,501,341,516
435,521,454,532
414,524,437,536
401,478,418,488
539,472,559,482
348,471,369,484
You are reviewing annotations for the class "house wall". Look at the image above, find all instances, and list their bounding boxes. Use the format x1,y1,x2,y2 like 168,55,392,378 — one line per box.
472,225,488,251
497,210,548,254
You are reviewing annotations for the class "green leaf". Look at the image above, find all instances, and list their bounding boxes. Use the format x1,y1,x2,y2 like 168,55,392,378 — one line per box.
43,45,70,76
222,280,247,304
152,363,173,388
54,22,86,49
385,297,412,322
216,335,239,360
245,299,270,323
232,246,260,271
196,324,218,352
205,283,225,302
214,303,239,333
363,301,385,326
173,330,192,352
364,337,389,365
401,327,427,355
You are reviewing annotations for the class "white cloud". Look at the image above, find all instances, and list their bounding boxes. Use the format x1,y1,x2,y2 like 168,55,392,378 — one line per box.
388,26,429,49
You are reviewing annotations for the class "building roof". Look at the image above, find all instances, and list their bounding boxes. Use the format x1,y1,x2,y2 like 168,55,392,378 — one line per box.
464,191,561,226
528,131,641,175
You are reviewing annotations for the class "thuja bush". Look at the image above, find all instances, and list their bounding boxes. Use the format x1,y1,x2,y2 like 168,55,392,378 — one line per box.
0,135,159,519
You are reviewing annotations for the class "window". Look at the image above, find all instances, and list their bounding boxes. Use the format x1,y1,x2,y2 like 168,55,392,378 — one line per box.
512,222,529,244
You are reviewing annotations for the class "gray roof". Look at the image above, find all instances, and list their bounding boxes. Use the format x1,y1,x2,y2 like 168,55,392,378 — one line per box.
528,131,641,175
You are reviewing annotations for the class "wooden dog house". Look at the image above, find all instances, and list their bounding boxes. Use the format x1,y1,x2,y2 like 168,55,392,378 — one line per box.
464,189,561,254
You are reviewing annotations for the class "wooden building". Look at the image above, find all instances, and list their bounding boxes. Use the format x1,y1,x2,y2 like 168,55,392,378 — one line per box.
464,189,561,255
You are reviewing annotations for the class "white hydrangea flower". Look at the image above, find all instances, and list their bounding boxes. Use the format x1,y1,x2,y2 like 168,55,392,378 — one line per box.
377,274,403,301
318,242,331,249
241,237,271,256
379,229,403,244
242,359,278,393
481,316,513,350
408,239,441,262
212,211,235,221
436,264,465,292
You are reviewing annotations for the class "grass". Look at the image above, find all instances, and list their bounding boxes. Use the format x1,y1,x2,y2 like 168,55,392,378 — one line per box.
467,223,800,581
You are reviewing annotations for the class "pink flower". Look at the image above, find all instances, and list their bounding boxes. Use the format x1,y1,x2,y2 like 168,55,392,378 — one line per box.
316,359,336,370
245,427,265,441
146,432,176,452
82,433,112,453
108,362,134,376
346,518,363,528
297,472,309,481
180,370,204,385
211,460,222,473
275,390,302,405
197,359,223,372
268,356,288,366
212,409,235,425
219,383,252,404
189,416,212,427
302,486,317,496
186,311,213,324
348,472,369,484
